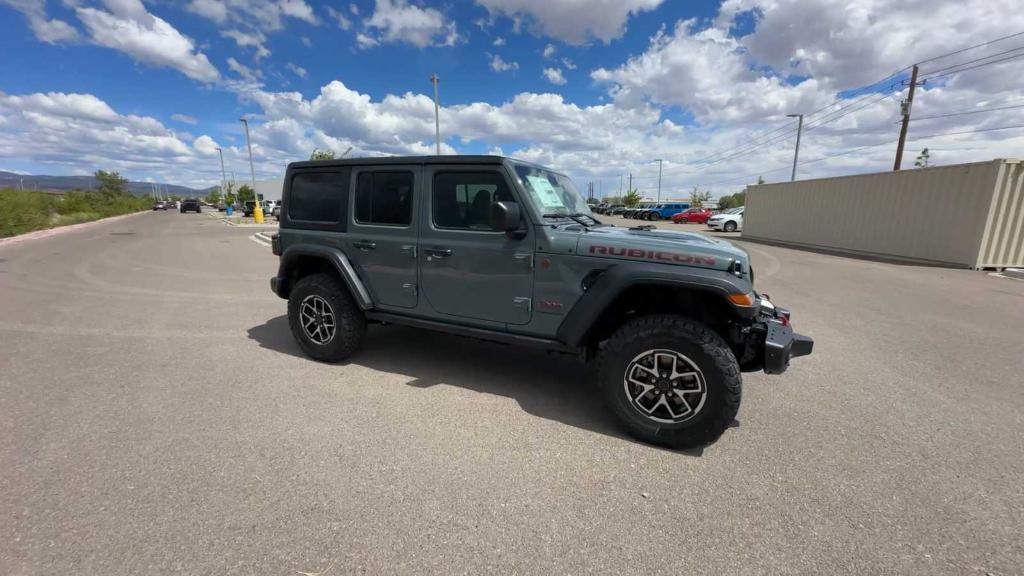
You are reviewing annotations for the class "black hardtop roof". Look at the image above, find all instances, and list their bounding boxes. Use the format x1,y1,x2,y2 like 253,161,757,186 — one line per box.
288,154,524,170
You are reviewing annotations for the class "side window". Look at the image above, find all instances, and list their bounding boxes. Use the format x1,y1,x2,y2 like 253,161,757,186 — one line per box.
355,171,414,226
433,171,513,230
288,171,347,223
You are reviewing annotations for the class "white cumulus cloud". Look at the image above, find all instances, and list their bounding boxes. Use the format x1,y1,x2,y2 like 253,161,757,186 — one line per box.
76,0,220,82
475,0,664,44
542,67,566,85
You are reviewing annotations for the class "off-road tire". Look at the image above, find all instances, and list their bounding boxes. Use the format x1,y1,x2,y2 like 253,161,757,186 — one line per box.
288,273,366,362
724,220,737,232
596,315,741,449
649,213,661,221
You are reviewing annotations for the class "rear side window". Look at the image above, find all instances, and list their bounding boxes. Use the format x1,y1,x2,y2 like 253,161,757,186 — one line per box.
432,171,513,230
288,171,348,223
355,171,414,226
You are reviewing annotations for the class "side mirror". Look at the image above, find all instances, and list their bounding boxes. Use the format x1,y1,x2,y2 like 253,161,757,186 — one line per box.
491,201,522,234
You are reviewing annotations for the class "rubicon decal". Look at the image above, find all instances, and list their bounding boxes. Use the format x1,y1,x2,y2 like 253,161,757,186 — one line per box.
589,245,716,266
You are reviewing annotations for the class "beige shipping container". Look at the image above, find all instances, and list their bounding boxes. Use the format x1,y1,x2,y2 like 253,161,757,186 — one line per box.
743,159,1024,269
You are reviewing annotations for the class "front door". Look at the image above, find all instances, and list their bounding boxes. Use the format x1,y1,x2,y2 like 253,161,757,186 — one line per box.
418,166,534,325
346,167,419,309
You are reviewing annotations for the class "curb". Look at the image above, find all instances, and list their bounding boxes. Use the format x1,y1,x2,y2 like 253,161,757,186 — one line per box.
0,210,148,248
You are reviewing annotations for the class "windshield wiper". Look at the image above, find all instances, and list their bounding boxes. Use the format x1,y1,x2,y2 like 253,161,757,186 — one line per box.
542,213,594,228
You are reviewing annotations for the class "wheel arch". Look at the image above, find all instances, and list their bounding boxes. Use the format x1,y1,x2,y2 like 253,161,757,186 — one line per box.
275,245,373,309
556,263,756,352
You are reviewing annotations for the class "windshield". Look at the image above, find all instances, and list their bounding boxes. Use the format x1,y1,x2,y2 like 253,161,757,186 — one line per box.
512,163,592,217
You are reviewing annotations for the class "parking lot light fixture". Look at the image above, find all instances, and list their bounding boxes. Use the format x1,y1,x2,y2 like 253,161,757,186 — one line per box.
787,113,804,181
240,117,263,224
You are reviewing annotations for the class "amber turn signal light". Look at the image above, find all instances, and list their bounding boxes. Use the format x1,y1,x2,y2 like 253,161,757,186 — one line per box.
727,292,755,306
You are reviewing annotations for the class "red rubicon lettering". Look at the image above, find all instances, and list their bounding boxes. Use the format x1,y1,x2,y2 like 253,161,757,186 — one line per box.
588,244,716,266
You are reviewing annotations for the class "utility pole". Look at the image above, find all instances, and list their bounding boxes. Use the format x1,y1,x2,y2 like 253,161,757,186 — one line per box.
655,159,663,202
240,117,263,223
628,173,632,194
619,174,623,196
216,146,227,199
430,74,441,155
787,113,804,181
894,64,920,171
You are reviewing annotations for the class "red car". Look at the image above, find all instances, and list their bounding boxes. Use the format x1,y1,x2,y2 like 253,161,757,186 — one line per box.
672,208,713,224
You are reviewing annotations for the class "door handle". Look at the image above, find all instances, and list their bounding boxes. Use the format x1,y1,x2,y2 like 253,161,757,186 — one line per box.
353,240,376,251
400,244,417,258
425,247,452,258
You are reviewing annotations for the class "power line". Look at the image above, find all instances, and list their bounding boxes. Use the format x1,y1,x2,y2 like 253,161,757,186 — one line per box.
920,52,1024,82
913,124,1024,139
920,45,1024,76
916,30,1024,65
911,103,1024,122
695,123,1024,189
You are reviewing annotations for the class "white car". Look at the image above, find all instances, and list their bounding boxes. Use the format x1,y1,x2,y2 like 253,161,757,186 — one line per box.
707,207,744,232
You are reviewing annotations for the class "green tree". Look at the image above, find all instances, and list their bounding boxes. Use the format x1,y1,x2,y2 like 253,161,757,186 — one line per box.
222,182,236,206
205,188,222,204
622,189,642,207
718,194,736,210
914,148,931,168
237,184,255,203
94,170,129,198
310,148,336,161
689,186,711,208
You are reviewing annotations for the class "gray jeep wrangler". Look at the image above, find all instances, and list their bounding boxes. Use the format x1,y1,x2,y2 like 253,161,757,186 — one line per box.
270,156,812,448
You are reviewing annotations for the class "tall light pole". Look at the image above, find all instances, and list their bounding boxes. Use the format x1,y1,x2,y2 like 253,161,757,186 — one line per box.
655,159,663,202
240,117,263,223
430,73,441,155
787,113,804,182
215,146,227,199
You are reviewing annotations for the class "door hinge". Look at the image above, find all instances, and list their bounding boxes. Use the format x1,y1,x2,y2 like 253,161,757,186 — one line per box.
512,297,532,311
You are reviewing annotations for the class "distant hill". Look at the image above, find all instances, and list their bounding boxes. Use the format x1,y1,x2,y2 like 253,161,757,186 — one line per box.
0,171,215,197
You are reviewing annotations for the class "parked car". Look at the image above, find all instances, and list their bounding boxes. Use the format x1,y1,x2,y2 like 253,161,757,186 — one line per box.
243,200,257,216
216,203,227,211
272,203,282,220
152,201,167,211
268,154,812,449
594,203,609,214
672,207,713,224
645,202,689,220
707,207,744,232
180,199,202,213
605,204,625,215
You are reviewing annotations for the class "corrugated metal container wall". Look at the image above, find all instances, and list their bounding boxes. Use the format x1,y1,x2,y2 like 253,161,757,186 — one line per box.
976,161,1024,268
743,159,1023,268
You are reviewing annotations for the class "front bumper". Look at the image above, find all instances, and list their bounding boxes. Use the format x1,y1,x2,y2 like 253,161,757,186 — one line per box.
739,298,814,375
762,316,814,374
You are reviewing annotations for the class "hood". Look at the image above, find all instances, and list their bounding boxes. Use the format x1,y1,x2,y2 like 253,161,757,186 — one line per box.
575,225,749,272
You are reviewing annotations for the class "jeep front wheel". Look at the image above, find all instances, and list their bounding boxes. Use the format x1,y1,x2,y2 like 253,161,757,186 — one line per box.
288,273,366,362
596,315,741,448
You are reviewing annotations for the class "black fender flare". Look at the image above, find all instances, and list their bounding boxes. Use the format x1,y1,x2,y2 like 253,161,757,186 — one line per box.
272,244,373,309
556,263,756,348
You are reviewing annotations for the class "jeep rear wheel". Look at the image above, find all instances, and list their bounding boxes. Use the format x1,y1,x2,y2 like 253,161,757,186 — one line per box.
596,315,741,448
288,273,366,362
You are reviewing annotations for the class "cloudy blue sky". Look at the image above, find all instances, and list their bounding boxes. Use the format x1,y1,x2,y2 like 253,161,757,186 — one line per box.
1,0,1022,196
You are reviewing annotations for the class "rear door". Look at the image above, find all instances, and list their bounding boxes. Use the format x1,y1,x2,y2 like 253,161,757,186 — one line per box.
346,166,419,309
418,165,534,326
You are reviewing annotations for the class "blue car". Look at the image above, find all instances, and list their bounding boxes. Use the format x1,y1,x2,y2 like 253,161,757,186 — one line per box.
642,202,690,220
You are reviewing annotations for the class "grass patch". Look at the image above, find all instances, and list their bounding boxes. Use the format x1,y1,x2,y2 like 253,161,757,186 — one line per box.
0,188,151,238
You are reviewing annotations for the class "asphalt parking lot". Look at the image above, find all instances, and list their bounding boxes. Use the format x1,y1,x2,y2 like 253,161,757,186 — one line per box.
2,211,1022,575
